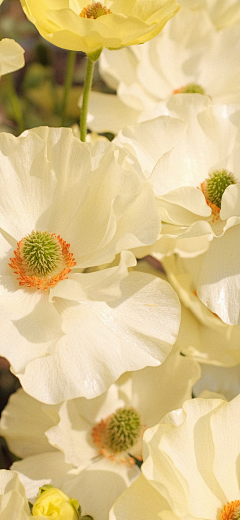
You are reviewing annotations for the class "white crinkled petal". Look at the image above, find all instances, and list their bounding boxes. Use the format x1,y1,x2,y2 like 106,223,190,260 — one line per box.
115,115,187,176
45,400,97,467
0,39,25,76
220,184,240,220
87,91,140,134
142,396,240,520
193,363,240,401
0,470,30,520
12,451,73,501
61,457,140,520
0,289,63,372
131,348,200,427
50,251,137,303
0,389,58,458
143,399,226,518
66,381,124,426
196,226,240,325
204,0,240,29
211,396,240,499
0,128,160,265
0,132,56,240
110,474,172,520
163,254,240,366
16,271,180,403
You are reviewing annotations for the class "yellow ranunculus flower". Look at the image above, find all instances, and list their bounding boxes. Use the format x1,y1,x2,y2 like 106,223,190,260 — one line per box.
32,485,80,519
19,0,180,55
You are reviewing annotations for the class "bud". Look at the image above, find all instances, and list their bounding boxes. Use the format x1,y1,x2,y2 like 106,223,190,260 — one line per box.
32,485,80,519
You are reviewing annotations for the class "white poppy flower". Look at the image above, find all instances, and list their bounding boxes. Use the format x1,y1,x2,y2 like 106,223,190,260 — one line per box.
0,126,181,403
111,394,240,520
117,95,240,233
0,39,25,77
87,6,240,133
116,95,240,248
1,353,200,520
116,95,240,324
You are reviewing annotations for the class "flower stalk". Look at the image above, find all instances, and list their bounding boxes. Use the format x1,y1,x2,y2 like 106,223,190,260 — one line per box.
80,56,95,142
6,73,24,135
61,50,76,127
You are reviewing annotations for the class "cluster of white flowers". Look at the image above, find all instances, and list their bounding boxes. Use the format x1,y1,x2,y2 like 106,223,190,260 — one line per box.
0,0,240,519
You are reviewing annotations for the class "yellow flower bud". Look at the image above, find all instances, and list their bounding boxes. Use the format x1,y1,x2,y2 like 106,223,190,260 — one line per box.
32,485,80,520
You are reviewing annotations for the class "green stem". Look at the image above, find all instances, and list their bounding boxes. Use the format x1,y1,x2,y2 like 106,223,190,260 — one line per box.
6,74,24,135
80,57,94,142
61,50,76,127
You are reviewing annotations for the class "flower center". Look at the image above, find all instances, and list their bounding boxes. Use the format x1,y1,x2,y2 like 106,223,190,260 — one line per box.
80,2,111,19
221,501,240,520
92,407,144,466
22,230,62,277
107,407,141,453
173,83,205,95
201,168,236,216
9,230,76,290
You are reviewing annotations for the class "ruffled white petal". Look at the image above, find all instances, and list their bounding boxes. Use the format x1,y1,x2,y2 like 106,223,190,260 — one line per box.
110,474,171,520
0,290,63,372
0,470,30,520
211,395,240,499
50,251,136,303
88,91,139,134
131,348,200,427
12,451,73,501
193,364,240,401
196,226,240,325
61,458,140,520
18,271,180,403
143,399,226,518
0,39,25,76
0,389,58,458
163,254,240,366
45,400,97,467
0,128,160,266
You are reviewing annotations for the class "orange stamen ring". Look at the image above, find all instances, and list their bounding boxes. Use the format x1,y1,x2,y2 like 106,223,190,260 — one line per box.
92,419,139,466
9,233,76,290
221,501,240,520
